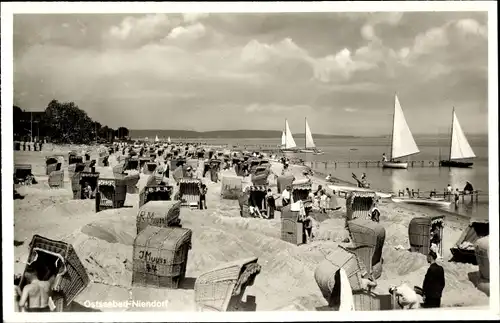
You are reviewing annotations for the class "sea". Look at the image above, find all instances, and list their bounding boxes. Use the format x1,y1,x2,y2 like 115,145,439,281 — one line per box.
132,133,490,220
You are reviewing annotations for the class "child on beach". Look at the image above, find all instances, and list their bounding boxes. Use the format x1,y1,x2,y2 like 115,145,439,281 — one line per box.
303,208,314,243
199,183,208,210
454,189,460,204
319,190,328,213
83,181,93,199
16,265,55,312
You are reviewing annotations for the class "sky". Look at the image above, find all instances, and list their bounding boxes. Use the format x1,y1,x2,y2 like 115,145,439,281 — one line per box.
13,11,489,136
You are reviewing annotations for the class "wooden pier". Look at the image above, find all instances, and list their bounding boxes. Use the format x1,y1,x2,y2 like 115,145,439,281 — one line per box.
307,160,441,169
333,187,482,204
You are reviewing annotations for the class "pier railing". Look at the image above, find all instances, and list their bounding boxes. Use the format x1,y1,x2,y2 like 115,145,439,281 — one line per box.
307,160,441,169
333,188,482,203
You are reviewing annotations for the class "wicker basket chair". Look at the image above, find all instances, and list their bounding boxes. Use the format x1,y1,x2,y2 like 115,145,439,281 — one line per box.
248,185,268,215
45,156,63,175
238,190,251,218
292,183,312,203
18,235,89,311
72,171,100,200
143,162,158,175
136,200,182,234
474,236,489,281
280,204,306,245
132,226,192,289
221,176,243,200
125,157,140,171
68,152,83,165
277,174,294,194
250,167,270,186
346,218,386,279
346,191,377,221
178,178,202,207
14,164,33,185
450,220,489,264
48,165,64,188
97,156,109,167
95,178,127,212
124,173,140,194
352,290,394,311
194,257,261,312
408,215,444,256
139,157,150,172
314,246,366,307
139,185,174,208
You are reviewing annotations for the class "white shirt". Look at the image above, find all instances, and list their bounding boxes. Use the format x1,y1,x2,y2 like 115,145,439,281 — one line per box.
282,189,290,200
325,175,331,181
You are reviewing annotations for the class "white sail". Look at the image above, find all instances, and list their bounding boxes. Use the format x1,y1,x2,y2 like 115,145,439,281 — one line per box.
391,95,420,160
305,119,316,149
281,131,286,146
450,111,476,160
155,135,159,142
285,120,297,149
168,136,171,144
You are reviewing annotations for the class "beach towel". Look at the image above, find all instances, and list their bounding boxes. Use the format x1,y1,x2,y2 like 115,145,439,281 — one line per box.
339,268,355,311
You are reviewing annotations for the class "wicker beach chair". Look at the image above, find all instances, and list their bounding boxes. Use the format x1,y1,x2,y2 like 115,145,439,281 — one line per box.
95,178,127,212
314,246,366,307
408,215,445,257
475,236,489,281
18,235,89,311
280,204,305,245
136,200,182,234
277,174,294,194
132,226,192,289
14,164,34,186
346,191,377,221
221,176,243,200
450,220,489,264
48,166,64,189
125,156,140,171
45,156,63,175
292,183,312,203
250,167,270,186
83,160,96,173
68,152,83,165
139,157,150,172
72,171,100,200
194,257,261,312
352,290,394,311
143,162,158,175
139,185,174,208
248,185,268,215
346,219,386,279
178,178,202,208
97,156,109,167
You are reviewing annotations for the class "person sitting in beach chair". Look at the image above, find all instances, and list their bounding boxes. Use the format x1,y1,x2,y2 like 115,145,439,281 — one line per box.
83,181,94,199
281,186,291,207
16,264,55,312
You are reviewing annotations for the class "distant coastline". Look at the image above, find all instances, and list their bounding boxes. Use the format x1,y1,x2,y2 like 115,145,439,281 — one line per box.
130,129,488,140
129,129,359,139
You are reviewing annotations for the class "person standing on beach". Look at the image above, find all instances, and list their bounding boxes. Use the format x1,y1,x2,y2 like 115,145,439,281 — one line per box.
446,184,452,200
454,188,460,204
16,265,55,312
421,249,445,308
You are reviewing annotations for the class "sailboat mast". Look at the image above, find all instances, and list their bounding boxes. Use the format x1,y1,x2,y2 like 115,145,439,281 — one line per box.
449,107,455,161
389,94,396,161
304,117,307,149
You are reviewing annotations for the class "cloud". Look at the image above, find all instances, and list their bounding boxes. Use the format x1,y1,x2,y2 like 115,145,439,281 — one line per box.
455,18,487,38
13,12,489,135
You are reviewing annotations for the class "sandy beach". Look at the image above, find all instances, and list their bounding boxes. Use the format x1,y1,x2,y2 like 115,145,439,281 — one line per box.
13,145,490,311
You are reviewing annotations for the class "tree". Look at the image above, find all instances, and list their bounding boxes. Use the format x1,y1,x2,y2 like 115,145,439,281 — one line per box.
117,127,129,139
44,99,96,144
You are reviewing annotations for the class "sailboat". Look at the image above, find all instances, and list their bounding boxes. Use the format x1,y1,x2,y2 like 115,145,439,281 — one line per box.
382,95,420,169
300,118,324,155
155,135,159,142
280,131,286,149
281,119,300,153
167,136,171,144
439,108,475,168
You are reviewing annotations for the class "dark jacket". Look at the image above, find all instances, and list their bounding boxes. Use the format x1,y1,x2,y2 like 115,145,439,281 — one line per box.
422,263,445,299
